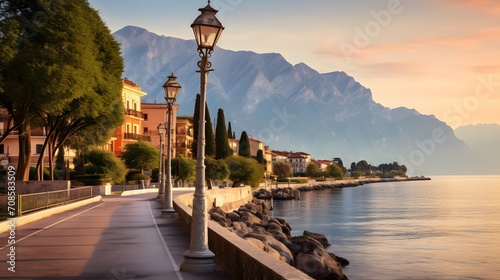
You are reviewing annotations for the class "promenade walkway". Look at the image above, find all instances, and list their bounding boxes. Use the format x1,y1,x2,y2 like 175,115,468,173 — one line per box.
0,192,232,280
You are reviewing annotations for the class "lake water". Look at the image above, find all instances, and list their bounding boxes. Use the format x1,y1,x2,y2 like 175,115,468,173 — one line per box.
270,176,500,280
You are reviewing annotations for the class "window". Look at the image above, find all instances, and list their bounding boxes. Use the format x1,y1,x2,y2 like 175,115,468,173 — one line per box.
126,124,130,133
36,144,43,154
0,144,4,154
143,127,149,134
144,113,148,120
126,100,130,109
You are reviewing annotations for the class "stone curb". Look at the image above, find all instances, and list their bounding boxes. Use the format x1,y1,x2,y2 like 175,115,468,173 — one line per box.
0,195,102,234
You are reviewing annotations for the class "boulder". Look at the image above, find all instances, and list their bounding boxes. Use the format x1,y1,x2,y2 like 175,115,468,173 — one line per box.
253,189,273,199
225,211,241,222
240,210,263,227
272,187,295,200
329,252,350,267
245,237,285,263
208,206,226,217
244,231,294,265
292,236,346,280
304,230,331,248
209,211,231,227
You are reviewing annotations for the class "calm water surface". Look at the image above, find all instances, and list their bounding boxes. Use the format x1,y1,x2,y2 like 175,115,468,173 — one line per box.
270,176,500,280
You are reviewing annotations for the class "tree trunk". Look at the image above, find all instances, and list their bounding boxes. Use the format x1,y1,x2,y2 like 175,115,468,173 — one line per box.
48,141,55,181
16,122,31,181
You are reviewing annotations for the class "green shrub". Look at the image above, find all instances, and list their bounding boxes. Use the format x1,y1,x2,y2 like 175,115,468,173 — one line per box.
29,167,50,180
131,173,151,181
72,174,111,186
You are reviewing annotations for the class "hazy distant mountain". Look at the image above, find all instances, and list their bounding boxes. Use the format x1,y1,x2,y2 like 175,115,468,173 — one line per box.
113,26,478,175
455,124,500,174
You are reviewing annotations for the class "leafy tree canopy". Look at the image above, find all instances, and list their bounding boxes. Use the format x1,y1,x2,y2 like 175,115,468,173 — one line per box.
273,161,292,178
225,155,263,188
121,141,160,171
85,149,126,184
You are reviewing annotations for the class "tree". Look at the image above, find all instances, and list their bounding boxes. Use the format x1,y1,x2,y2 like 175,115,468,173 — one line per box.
238,131,251,158
84,149,126,184
191,94,200,158
0,0,124,180
225,156,263,188
171,156,196,187
205,103,215,157
306,163,320,178
215,108,232,159
356,160,369,172
191,94,215,158
227,121,233,139
256,149,265,164
273,161,292,178
205,157,229,188
327,164,344,179
121,141,160,173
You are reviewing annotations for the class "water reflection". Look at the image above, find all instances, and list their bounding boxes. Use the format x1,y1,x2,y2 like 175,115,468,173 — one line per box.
270,176,500,280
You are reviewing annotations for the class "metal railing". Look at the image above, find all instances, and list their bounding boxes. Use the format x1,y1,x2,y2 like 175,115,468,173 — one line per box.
17,186,94,216
123,133,151,141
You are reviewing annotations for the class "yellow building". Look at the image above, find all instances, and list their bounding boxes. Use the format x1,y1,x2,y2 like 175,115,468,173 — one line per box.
175,117,194,158
108,79,148,157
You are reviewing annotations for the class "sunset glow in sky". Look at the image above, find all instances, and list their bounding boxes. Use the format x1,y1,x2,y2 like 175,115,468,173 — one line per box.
88,0,500,128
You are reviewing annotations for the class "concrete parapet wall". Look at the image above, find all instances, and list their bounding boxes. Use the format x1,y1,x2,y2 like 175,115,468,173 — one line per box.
176,187,254,212
14,180,71,195
121,188,158,196
173,187,313,280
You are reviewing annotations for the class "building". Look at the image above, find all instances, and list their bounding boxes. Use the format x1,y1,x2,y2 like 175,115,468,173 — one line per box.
271,150,312,176
175,117,193,158
109,79,148,157
228,136,265,157
311,159,332,172
0,114,49,168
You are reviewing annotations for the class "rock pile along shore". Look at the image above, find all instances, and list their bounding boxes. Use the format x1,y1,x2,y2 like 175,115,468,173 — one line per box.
209,198,349,280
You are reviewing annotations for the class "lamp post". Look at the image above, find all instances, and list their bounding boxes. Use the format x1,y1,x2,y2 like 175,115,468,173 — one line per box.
161,73,181,215
157,123,166,200
180,0,224,272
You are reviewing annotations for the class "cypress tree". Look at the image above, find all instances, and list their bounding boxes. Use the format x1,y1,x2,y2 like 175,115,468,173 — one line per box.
227,122,233,139
238,131,251,158
205,103,215,157
215,109,232,159
191,94,200,159
256,149,265,164
191,94,215,158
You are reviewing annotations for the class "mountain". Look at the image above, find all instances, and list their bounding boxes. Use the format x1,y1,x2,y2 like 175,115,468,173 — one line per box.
455,124,500,174
113,26,476,175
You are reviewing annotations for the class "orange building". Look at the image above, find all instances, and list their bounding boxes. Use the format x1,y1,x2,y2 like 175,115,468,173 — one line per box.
109,79,148,157
141,102,179,157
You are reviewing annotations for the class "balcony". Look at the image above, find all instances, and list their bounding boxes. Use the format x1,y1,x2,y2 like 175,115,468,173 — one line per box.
0,129,46,136
176,129,193,137
176,142,192,148
126,109,144,119
123,133,151,141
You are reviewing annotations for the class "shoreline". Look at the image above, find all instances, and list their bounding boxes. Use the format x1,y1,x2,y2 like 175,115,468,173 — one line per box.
297,176,431,191
255,176,431,200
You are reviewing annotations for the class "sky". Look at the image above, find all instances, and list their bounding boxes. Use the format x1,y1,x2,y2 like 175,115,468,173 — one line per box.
88,0,500,128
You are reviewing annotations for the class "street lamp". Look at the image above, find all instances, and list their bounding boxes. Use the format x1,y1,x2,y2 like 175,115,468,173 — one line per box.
180,0,224,272
161,73,181,215
157,123,166,200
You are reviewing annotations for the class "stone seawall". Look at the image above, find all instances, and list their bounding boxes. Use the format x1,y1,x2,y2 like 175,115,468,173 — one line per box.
173,187,313,280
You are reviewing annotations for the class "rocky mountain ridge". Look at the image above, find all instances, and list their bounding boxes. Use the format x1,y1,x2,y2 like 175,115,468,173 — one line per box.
114,26,477,175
